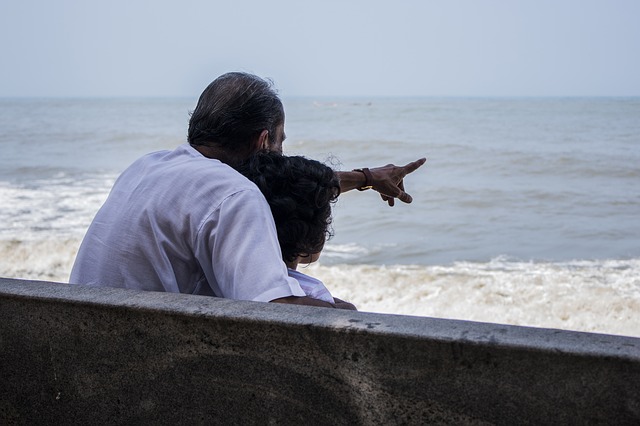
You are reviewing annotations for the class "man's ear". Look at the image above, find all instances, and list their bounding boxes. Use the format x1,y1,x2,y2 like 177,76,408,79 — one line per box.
253,129,269,152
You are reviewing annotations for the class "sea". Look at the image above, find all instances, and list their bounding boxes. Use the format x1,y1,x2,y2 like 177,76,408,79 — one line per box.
1,97,639,337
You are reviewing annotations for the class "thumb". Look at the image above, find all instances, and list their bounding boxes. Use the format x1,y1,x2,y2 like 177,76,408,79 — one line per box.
396,190,413,204
394,179,412,204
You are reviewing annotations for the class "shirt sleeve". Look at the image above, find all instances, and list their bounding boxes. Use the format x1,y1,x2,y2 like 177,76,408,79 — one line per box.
288,269,335,304
194,188,306,302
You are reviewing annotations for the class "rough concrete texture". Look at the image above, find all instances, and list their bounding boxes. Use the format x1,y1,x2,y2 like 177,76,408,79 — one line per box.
1,277,639,425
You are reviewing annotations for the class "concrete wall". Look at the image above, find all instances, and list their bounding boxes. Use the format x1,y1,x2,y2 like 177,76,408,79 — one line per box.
1,277,639,425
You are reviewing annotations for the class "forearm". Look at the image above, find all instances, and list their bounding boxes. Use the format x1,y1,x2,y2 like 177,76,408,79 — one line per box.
270,295,336,308
335,170,367,193
270,295,357,310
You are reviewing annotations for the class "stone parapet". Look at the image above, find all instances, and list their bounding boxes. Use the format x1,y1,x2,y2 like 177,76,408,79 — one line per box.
1,277,639,425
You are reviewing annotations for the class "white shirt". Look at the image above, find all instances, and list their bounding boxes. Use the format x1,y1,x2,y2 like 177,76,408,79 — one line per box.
70,143,305,302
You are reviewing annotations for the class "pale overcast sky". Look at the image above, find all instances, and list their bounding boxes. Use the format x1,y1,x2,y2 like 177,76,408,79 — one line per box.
1,0,638,98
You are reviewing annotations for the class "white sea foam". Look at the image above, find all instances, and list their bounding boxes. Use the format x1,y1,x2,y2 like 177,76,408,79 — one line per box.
0,175,113,240
3,236,637,338
0,238,80,282
302,258,640,337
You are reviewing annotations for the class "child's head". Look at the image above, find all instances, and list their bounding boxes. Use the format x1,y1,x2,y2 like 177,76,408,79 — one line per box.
237,152,340,265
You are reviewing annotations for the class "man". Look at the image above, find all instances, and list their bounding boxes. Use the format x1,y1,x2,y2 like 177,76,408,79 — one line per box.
70,72,426,309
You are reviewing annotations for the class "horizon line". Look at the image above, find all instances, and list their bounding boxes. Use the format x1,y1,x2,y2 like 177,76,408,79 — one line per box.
1,94,639,101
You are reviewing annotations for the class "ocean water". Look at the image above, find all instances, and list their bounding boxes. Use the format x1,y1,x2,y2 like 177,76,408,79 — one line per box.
1,97,639,337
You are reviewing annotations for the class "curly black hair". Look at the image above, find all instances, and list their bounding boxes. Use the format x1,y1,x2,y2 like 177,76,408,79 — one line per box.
236,152,340,263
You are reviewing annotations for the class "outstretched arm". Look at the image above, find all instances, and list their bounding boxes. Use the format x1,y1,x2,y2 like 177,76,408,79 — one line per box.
336,157,427,206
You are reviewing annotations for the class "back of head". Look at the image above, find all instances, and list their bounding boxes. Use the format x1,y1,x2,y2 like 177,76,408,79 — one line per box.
188,72,284,152
237,152,340,263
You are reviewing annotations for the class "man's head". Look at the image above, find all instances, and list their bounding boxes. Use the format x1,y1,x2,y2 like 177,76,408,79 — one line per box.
188,72,285,158
237,152,340,263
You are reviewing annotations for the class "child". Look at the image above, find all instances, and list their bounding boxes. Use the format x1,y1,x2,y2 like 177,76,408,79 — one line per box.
237,152,339,304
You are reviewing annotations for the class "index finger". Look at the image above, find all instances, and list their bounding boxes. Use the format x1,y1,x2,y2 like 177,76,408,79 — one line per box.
402,157,427,175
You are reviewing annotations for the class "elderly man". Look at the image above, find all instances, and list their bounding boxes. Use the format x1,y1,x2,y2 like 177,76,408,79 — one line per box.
70,72,425,309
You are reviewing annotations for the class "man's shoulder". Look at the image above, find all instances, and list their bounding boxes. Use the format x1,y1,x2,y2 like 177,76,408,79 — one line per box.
130,143,208,164
132,144,250,185
113,144,260,211
167,145,263,203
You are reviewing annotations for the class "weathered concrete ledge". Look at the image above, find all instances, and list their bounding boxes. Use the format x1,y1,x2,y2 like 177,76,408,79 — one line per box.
1,277,639,425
